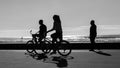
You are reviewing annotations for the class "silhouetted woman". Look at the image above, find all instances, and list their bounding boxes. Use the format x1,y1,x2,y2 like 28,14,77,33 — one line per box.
47,15,63,54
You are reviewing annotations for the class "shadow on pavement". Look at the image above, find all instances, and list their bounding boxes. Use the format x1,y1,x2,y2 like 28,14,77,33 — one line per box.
93,50,112,56
25,52,74,68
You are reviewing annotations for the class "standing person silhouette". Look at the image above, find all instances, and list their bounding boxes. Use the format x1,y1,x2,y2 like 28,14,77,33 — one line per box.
89,20,97,51
47,15,63,54
33,20,47,44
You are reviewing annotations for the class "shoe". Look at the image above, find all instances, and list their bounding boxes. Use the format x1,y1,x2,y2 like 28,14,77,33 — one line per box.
50,52,56,55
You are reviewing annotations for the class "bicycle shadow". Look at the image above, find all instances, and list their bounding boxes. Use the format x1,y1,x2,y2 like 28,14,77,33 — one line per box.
92,50,112,56
25,52,74,68
25,52,48,61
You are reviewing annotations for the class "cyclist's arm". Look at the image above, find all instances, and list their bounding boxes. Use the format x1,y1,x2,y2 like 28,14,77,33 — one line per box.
47,22,56,33
47,28,54,33
47,24,55,33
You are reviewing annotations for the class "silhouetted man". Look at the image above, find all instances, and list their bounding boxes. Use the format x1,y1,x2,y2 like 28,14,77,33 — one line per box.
47,15,63,54
89,20,97,51
33,20,47,43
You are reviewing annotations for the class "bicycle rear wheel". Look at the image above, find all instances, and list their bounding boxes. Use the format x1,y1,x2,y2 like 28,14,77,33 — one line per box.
58,40,72,56
26,40,35,53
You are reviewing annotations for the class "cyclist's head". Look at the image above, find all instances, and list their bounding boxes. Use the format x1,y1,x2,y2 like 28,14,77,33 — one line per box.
39,20,43,25
53,15,61,23
90,20,95,25
53,15,59,20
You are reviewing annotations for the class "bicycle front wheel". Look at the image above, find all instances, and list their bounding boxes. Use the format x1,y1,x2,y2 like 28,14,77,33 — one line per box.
41,40,51,53
34,40,51,54
26,40,35,53
58,40,72,56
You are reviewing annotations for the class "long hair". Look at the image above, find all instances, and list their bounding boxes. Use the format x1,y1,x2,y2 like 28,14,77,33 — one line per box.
53,15,61,23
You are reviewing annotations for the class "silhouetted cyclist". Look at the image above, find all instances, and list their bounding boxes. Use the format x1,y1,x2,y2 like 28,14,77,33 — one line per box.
47,15,63,55
89,20,97,51
33,20,47,44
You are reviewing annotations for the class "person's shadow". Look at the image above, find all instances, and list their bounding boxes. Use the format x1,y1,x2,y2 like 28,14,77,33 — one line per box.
25,52,48,61
92,50,112,56
25,52,74,68
44,56,74,68
50,56,68,68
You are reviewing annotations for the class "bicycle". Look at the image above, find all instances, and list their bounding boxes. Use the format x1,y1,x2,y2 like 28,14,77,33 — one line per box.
26,30,51,54
26,30,72,56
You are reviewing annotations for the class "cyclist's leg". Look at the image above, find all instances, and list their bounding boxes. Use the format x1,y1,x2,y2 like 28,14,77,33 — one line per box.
58,33,63,42
33,34,38,44
38,35,47,46
51,33,57,54
52,33,62,52
51,33,57,43
38,35,43,43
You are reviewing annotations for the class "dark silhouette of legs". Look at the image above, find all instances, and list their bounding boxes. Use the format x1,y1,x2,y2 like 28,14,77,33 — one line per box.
50,33,57,54
89,37,95,51
52,38,57,53
33,34,38,44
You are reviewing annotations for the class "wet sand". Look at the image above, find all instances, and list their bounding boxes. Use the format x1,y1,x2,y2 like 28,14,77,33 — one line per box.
0,50,120,68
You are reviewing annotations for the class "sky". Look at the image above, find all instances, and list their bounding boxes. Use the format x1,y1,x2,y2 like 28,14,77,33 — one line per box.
0,0,120,38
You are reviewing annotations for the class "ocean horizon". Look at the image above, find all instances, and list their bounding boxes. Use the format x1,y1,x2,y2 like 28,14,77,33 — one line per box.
0,34,120,44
